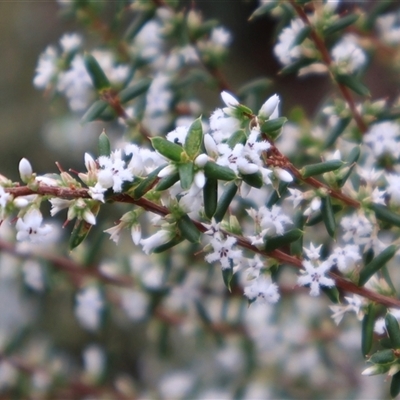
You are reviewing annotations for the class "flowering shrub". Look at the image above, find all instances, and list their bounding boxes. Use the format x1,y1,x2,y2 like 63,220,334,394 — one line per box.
3,0,400,398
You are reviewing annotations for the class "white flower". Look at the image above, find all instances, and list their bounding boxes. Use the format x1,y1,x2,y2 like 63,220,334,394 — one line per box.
221,91,239,108
120,289,149,321
329,295,364,325
303,243,322,261
298,259,335,296
331,34,366,74
209,108,241,143
22,260,45,292
210,27,231,47
59,33,82,52
244,275,280,304
49,198,73,217
243,128,270,166
274,168,293,182
286,188,304,209
274,18,305,66
258,205,292,236
386,174,400,205
75,286,104,331
140,229,173,254
376,12,400,45
328,245,361,272
259,94,280,119
205,236,243,270
16,209,52,243
83,345,105,378
341,213,373,244
0,187,11,209
166,126,189,145
33,46,58,89
363,121,400,159
19,158,33,183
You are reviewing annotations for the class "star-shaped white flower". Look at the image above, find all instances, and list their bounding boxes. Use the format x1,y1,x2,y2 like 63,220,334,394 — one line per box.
298,259,335,296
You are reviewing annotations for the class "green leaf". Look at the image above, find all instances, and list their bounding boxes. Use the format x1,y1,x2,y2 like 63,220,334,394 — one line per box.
241,171,263,188
237,78,272,97
124,9,156,41
264,229,303,252
260,117,287,134
266,182,289,208
321,196,336,237
204,162,236,181
226,130,247,148
301,159,343,178
306,205,342,226
118,78,152,104
151,137,184,162
323,13,359,36
177,214,200,243
336,73,370,96
153,236,184,253
359,245,397,286
324,117,352,148
184,118,203,160
84,53,111,91
321,286,340,304
336,146,361,187
132,166,164,199
362,303,376,356
81,100,109,124
178,162,194,190
290,211,306,256
248,1,278,20
371,203,400,228
203,178,218,219
69,210,99,250
386,313,400,349
280,57,315,75
292,25,312,47
214,182,238,222
369,349,396,365
98,130,111,157
222,265,234,292
391,371,400,398
155,171,180,191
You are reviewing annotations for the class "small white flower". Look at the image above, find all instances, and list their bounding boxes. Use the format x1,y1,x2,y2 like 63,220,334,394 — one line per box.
59,33,82,53
19,158,33,183
274,168,293,182
259,94,280,119
244,275,280,304
364,121,400,159
331,34,366,74
205,236,242,270
303,243,322,261
0,187,11,209
328,245,361,272
83,345,105,378
329,295,364,325
298,259,335,296
140,229,173,254
16,209,52,243
49,198,73,217
286,188,303,208
75,286,104,331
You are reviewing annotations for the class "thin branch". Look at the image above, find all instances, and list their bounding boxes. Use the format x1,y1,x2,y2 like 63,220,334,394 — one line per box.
5,184,400,308
289,0,368,134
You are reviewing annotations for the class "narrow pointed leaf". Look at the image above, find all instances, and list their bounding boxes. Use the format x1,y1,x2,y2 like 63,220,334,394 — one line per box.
359,245,397,286
323,13,359,36
151,137,184,162
118,78,152,104
369,349,396,365
153,236,184,253
178,162,194,190
84,53,111,91
324,117,352,148
204,162,236,181
336,146,361,187
321,286,340,304
227,130,247,148
248,2,278,20
184,118,203,159
265,229,303,252
177,214,200,243
371,203,400,228
391,371,400,399
290,211,305,256
203,178,218,219
386,313,400,349
214,182,238,222
132,166,164,199
98,130,111,157
260,117,287,134
81,100,109,124
266,182,289,208
306,205,342,226
362,303,376,356
301,159,343,178
292,25,312,47
155,171,180,191
321,196,336,237
336,73,370,96
241,171,263,188
222,265,234,292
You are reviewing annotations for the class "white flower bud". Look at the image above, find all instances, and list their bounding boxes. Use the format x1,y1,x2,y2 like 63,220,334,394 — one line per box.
194,171,205,189
131,224,142,245
158,164,177,178
275,168,293,182
204,134,219,159
221,91,239,108
194,154,209,168
19,158,33,183
238,163,259,175
83,209,96,225
259,94,280,119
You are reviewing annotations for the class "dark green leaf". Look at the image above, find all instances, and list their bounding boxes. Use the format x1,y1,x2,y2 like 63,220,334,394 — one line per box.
153,236,184,253
359,245,397,286
155,171,180,191
260,117,287,134
203,178,218,219
391,371,400,398
119,79,152,104
306,205,342,226
81,100,109,124
301,159,343,178
369,349,396,365
241,171,263,188
324,117,352,148
371,203,400,228
177,214,200,243
204,162,236,181
362,303,376,356
336,73,370,96
386,313,400,349
178,162,194,190
151,137,184,162
323,13,359,36
321,196,336,237
84,53,111,91
214,182,238,222
265,229,303,252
